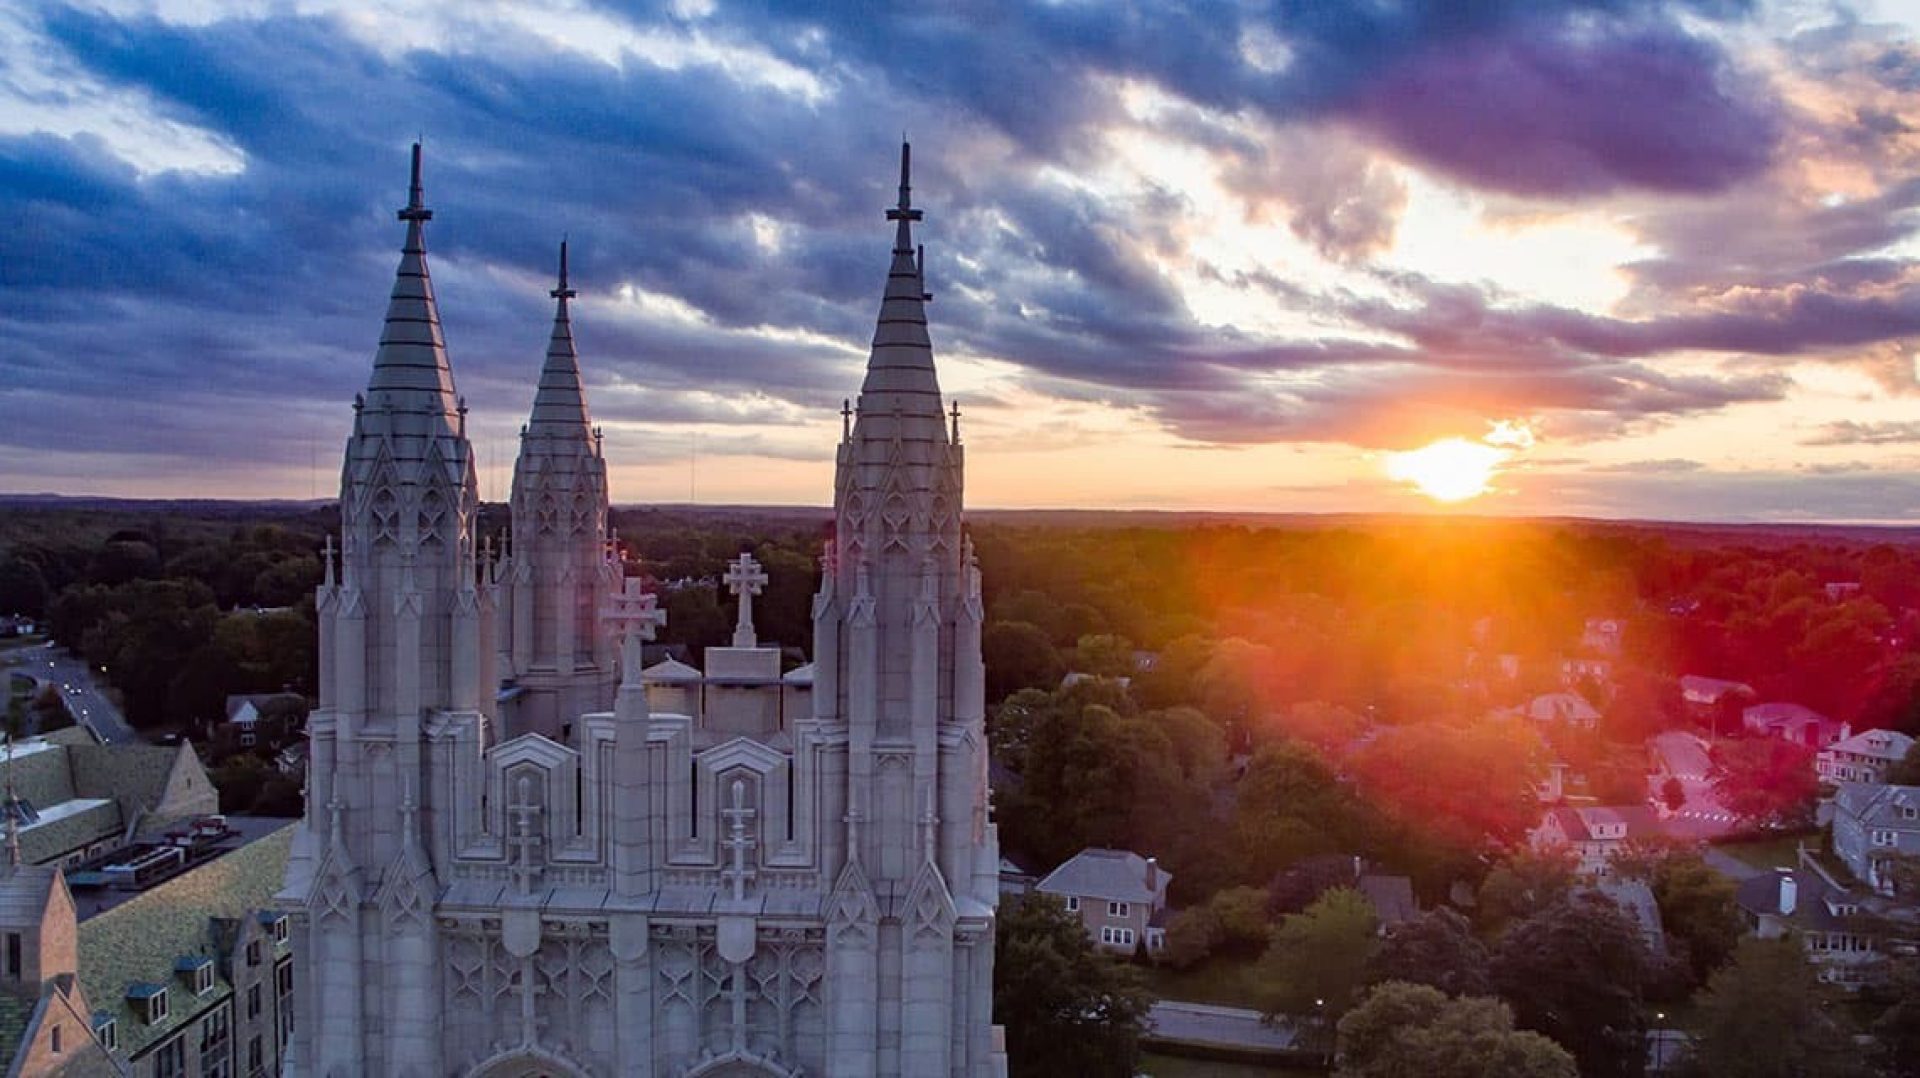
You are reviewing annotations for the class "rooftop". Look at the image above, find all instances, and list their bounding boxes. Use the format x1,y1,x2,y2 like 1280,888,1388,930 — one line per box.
1035,847,1169,905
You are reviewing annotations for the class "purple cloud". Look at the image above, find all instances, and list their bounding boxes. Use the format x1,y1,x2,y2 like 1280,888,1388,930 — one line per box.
1350,19,1780,197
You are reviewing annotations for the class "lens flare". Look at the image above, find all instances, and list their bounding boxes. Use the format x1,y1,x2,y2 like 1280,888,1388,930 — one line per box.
1385,437,1507,502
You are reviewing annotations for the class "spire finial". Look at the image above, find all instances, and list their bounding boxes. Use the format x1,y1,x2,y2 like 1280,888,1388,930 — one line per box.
886,140,923,226
399,141,432,223
551,239,576,301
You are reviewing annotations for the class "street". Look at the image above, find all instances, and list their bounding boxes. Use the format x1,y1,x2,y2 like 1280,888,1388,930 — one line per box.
1,644,137,744
1147,1001,1299,1053
1649,730,1743,841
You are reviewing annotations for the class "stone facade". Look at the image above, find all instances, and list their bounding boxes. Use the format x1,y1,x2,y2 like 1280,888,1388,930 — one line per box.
279,144,1006,1077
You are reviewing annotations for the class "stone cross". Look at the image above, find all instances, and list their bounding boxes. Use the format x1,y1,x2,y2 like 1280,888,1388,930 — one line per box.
719,778,757,902
843,807,865,868
602,577,666,689
919,786,940,866
507,774,543,895
723,552,769,648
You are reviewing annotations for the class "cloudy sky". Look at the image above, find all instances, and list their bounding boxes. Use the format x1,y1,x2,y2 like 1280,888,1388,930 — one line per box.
5,0,1920,520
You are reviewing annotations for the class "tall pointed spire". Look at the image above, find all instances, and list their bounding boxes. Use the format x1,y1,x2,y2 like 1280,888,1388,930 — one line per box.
529,239,591,434
857,141,943,429
365,141,460,432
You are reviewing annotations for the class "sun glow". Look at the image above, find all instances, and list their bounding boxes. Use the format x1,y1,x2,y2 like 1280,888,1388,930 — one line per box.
1385,437,1509,502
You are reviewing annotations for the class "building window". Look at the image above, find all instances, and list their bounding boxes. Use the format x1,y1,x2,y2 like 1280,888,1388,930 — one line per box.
1064,896,1078,912
141,991,170,1024
191,964,213,995
246,940,261,968
154,1035,186,1078
1107,901,1130,918
93,1016,116,1054
247,984,261,1020
50,1023,61,1054
271,917,289,945
1098,926,1136,947
1875,830,1897,847
201,1003,231,1077
6,932,19,978
275,959,294,1041
248,1035,263,1076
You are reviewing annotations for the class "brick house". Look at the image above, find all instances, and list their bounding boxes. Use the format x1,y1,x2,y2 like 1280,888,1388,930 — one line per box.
1036,848,1172,955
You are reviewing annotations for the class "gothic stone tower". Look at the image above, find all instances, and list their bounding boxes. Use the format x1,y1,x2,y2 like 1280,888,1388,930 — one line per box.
496,241,620,742
280,144,1004,1078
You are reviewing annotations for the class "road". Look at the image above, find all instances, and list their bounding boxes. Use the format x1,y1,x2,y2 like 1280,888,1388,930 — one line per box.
1147,1001,1299,1053
1,644,137,744
1649,730,1742,841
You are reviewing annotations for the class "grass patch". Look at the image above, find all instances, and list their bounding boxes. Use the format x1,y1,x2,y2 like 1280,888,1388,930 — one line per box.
1716,831,1819,872
1144,954,1267,1010
1140,1052,1319,1077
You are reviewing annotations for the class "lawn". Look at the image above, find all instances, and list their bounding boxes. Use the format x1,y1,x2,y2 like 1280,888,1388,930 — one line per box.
1715,831,1820,872
1144,954,1267,1010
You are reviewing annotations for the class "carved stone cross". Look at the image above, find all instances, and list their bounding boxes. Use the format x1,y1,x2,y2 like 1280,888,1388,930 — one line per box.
918,786,940,867
719,778,758,902
723,552,769,648
601,576,666,690
506,774,543,895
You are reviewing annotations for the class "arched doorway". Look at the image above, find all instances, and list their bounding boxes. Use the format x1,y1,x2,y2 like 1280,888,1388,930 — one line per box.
681,1049,800,1078
466,1046,592,1078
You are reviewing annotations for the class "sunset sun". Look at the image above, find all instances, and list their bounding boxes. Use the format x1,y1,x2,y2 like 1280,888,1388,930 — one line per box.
1385,437,1507,502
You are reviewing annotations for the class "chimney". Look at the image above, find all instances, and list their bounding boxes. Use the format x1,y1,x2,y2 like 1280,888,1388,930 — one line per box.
1143,857,1159,893
1777,868,1797,916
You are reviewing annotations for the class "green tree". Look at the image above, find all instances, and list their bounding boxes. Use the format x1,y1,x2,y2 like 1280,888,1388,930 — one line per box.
1491,893,1649,1078
1886,740,1920,786
1477,849,1576,930
994,894,1151,1078
982,621,1063,703
1207,886,1272,955
1368,908,1491,998
1872,959,1920,1076
1646,853,1743,986
1337,982,1576,1078
1071,634,1137,678
0,558,49,619
1257,887,1378,1024
1708,738,1818,827
1161,905,1222,970
1683,937,1864,1078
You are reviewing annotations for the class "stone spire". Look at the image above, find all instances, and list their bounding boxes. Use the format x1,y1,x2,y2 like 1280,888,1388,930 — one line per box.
363,141,461,438
499,237,616,739
529,240,592,435
856,140,945,428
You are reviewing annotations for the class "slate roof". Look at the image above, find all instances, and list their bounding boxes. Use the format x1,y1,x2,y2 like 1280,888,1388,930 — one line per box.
1735,866,1862,933
0,735,209,865
1595,879,1667,956
1035,848,1170,906
0,988,34,1069
1825,729,1915,763
1833,782,1920,830
1545,805,1658,842
1681,675,1755,704
1357,874,1417,926
78,825,292,1059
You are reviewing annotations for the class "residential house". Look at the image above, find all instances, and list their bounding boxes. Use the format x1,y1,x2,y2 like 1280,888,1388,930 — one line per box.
0,825,295,1075
0,729,218,870
1526,692,1602,731
1832,782,1920,896
1743,702,1850,750
1595,878,1667,958
1581,618,1626,657
1681,676,1755,712
1818,729,1915,786
1035,848,1172,955
1559,656,1615,691
1824,582,1864,603
1531,805,1659,877
1356,873,1418,929
212,694,306,758
1735,857,1888,987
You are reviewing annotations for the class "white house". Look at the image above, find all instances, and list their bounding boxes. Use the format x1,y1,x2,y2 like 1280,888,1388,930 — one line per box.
1531,805,1659,877
1526,692,1602,730
1818,729,1915,786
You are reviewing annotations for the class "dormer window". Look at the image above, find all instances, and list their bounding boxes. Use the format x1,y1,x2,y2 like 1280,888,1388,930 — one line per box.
92,1014,116,1053
260,913,290,945
1903,806,1917,821
175,956,214,996
128,984,169,1025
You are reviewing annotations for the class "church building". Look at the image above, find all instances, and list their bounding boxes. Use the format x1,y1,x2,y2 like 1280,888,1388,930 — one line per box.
277,143,1006,1077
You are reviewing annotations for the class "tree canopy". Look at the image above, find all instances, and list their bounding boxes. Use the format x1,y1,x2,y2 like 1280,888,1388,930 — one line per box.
993,894,1152,1078
1337,982,1577,1078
